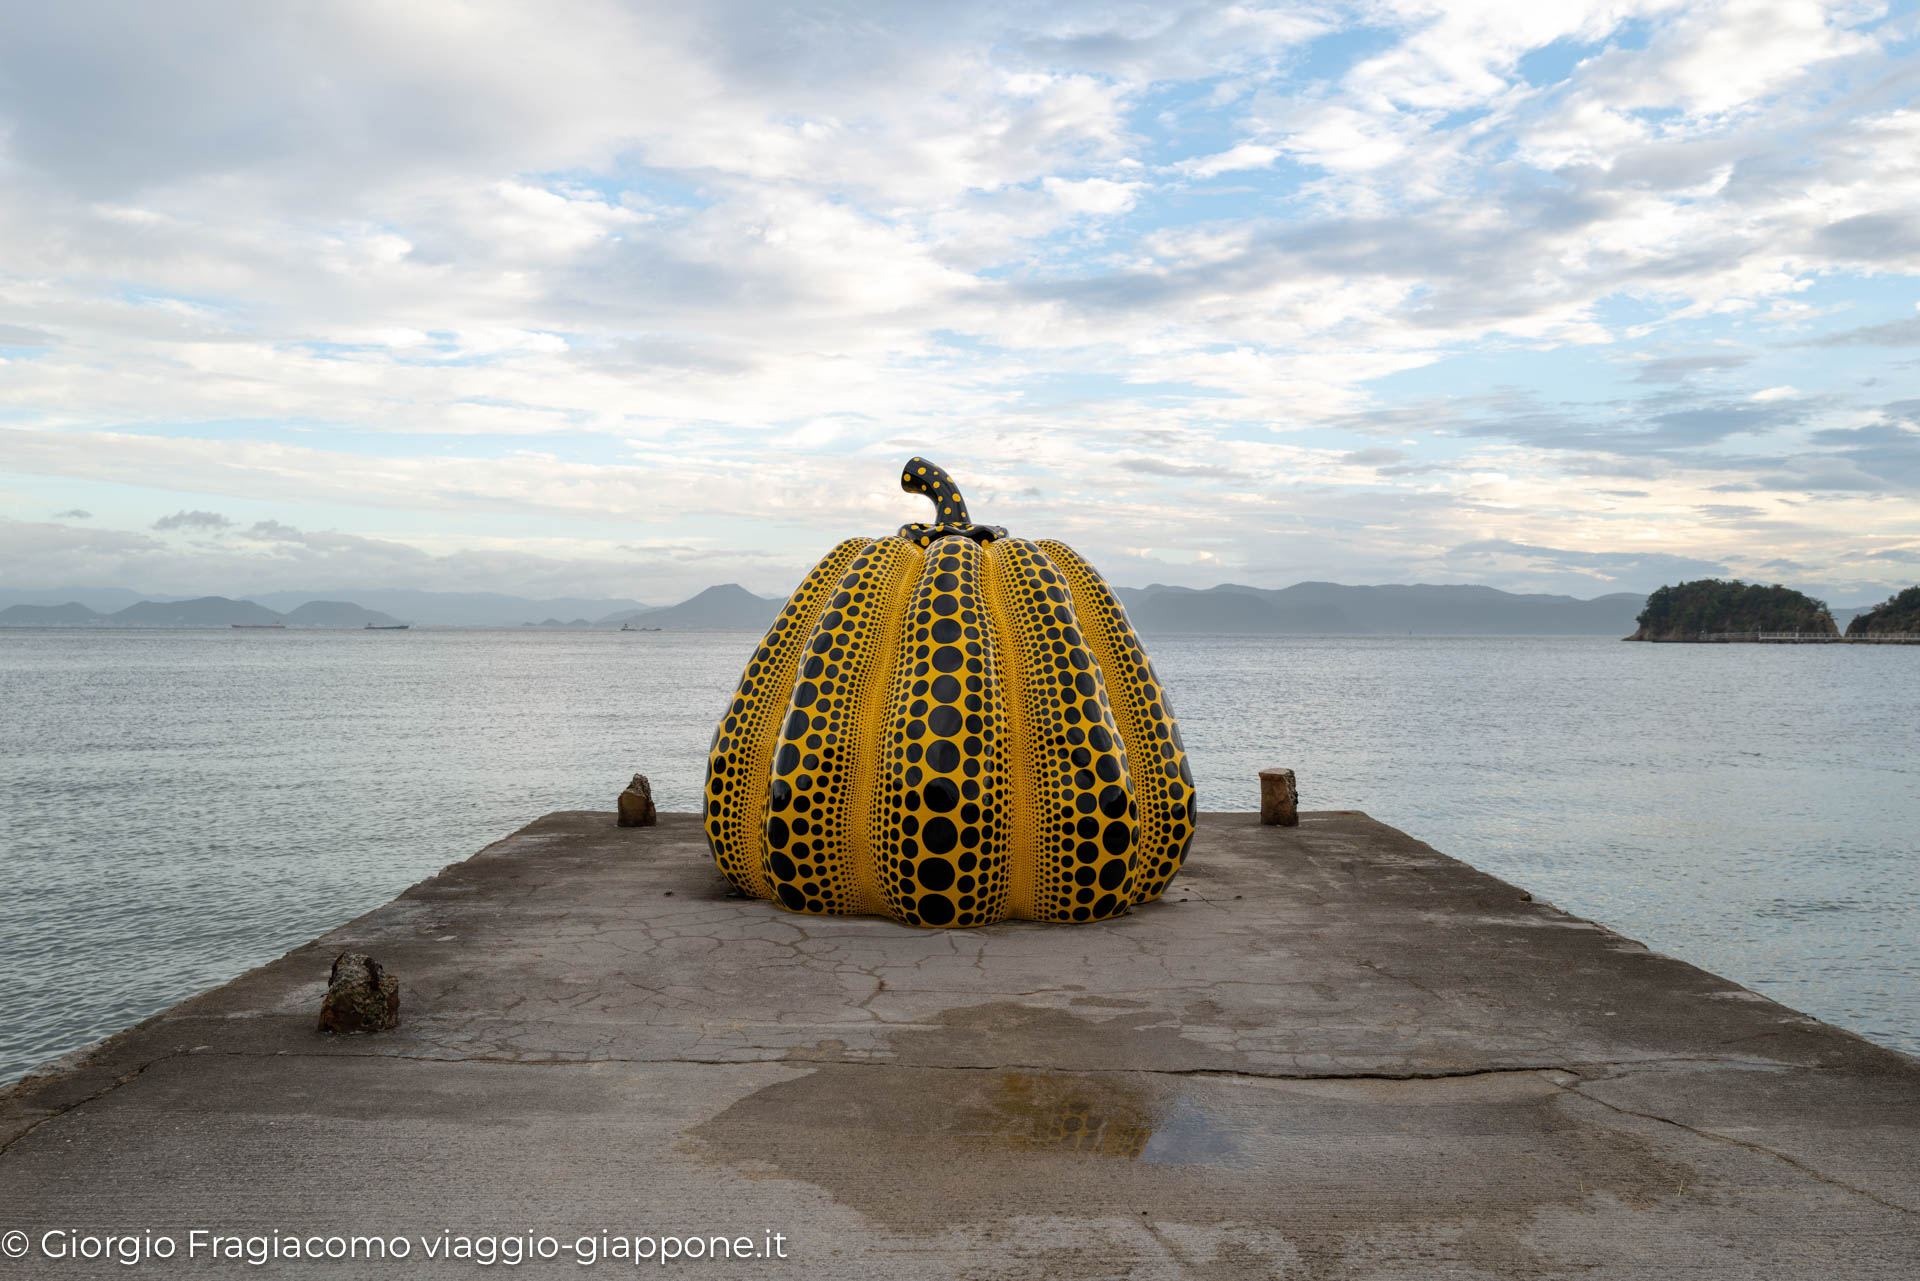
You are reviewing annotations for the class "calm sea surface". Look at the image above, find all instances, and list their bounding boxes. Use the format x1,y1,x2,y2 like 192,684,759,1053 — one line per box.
2,628,1914,1082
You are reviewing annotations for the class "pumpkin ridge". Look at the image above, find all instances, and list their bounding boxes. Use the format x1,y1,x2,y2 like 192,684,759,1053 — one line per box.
981,540,1037,921
704,536,871,897
846,536,925,917
878,535,1005,927
760,537,920,917
984,538,1137,922
1038,539,1197,904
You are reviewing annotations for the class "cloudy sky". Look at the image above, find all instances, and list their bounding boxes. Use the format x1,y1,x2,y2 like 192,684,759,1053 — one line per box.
2,0,1917,605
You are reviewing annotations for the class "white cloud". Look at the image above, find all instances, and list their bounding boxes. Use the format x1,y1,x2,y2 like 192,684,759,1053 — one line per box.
1041,175,1140,214
0,0,1915,601
1584,0,1874,118
1174,143,1282,179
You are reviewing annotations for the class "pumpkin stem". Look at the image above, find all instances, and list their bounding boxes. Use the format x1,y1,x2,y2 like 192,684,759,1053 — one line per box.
900,457,973,526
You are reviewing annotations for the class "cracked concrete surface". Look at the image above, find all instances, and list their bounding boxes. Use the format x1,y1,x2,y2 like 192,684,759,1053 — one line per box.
1,811,1915,1278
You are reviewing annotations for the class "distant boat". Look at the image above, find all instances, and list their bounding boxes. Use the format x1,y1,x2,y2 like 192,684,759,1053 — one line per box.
232,623,285,629
364,623,410,630
619,623,661,631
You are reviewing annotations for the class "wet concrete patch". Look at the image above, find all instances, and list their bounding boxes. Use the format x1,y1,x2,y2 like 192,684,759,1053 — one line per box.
689,1001,1706,1279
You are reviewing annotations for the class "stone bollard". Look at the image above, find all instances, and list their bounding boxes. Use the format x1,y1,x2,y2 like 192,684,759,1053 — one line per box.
618,773,657,827
317,953,399,1034
1259,768,1298,827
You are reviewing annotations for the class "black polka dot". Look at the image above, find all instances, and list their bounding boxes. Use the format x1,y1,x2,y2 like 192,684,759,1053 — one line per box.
922,817,958,854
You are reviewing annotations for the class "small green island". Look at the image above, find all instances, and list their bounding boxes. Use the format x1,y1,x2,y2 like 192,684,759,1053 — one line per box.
1846,585,1920,637
1627,578,1920,642
1626,579,1837,641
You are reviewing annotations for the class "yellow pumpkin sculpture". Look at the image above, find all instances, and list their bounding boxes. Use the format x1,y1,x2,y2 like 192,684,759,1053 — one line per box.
704,457,1195,927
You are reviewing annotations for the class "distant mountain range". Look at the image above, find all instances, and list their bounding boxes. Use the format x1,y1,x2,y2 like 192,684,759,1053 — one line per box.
282,600,408,627
1110,582,1651,635
0,586,655,627
596,584,786,629
248,588,652,627
0,596,404,628
2,579,1887,635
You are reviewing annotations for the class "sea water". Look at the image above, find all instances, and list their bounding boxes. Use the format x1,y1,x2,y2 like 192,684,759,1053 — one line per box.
1,627,1913,1082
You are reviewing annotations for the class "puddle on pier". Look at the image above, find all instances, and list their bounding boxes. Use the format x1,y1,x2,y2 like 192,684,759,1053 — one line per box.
984,1070,1160,1159
685,1001,1250,1231
689,1057,1236,1171
907,1068,1234,1165
686,1000,1705,1266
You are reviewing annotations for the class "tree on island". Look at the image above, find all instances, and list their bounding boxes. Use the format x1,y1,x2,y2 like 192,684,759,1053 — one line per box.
1846,585,1920,637
1627,579,1838,641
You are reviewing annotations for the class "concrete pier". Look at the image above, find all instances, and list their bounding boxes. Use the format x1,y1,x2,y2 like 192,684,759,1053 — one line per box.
2,812,1915,1278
